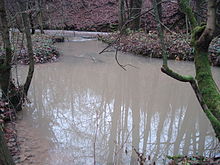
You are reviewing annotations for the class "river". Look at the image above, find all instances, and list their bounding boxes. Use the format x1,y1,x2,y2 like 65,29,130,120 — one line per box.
16,36,219,165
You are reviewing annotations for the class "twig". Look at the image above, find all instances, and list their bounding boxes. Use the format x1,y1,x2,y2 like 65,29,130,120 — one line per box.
114,128,133,156
133,146,146,165
115,46,126,71
115,45,139,71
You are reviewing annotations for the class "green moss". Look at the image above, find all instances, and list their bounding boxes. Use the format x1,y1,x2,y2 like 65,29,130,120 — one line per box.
194,48,220,139
191,25,206,46
195,50,220,110
162,65,194,82
205,109,220,140
179,0,197,28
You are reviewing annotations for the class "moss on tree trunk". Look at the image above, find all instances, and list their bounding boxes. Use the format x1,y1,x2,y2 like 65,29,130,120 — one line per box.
155,0,220,140
194,47,220,140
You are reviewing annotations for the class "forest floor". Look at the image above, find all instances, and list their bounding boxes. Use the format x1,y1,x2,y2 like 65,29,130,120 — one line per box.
15,33,60,64
99,31,220,66
0,33,60,65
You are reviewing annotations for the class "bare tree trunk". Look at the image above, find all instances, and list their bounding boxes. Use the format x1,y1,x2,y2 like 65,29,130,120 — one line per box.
0,0,14,148
29,14,35,34
156,0,162,20
18,1,35,96
37,0,44,34
0,0,23,111
22,14,35,95
0,0,12,100
119,0,125,30
129,0,143,30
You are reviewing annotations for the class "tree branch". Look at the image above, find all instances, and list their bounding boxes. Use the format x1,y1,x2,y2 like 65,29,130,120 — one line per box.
179,0,198,29
161,65,194,82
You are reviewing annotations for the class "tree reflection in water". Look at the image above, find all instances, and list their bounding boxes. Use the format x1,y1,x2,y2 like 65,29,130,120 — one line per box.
17,40,219,165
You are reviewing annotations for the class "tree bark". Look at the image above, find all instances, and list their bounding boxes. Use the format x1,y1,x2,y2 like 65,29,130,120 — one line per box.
179,0,197,28
0,0,12,100
29,14,35,34
191,0,220,139
156,0,162,20
22,14,35,95
119,0,125,30
193,48,220,138
37,0,44,34
18,0,35,96
0,0,23,111
129,0,143,30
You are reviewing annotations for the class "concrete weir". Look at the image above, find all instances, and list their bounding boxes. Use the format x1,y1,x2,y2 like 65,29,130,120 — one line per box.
44,30,110,38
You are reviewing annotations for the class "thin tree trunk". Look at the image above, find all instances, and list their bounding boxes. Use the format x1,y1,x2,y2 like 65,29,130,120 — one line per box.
18,1,35,96
179,0,197,28
37,0,44,34
129,0,142,30
22,13,35,95
119,0,125,30
29,14,35,34
156,0,162,20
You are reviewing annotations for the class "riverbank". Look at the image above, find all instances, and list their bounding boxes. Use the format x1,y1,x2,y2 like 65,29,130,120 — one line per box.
99,31,220,66
16,34,60,64
0,101,19,163
0,33,62,164
0,32,60,65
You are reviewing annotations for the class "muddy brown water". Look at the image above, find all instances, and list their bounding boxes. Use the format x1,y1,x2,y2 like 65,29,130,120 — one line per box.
16,38,219,165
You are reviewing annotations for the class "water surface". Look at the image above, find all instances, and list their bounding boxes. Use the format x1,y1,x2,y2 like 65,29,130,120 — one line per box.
18,38,219,165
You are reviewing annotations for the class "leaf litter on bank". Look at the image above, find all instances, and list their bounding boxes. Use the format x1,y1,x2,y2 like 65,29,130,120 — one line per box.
167,154,220,165
15,34,60,65
0,99,20,163
0,33,60,65
99,31,220,66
